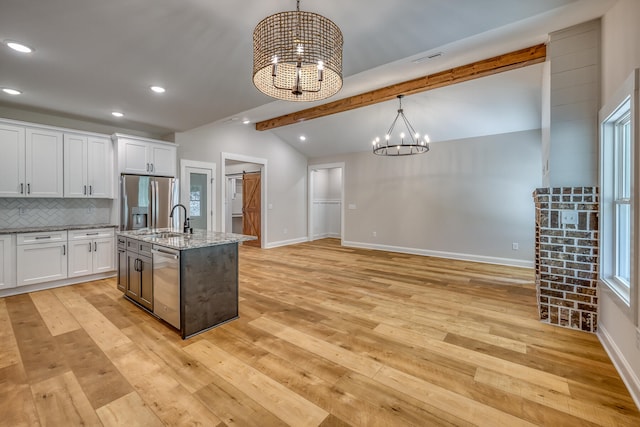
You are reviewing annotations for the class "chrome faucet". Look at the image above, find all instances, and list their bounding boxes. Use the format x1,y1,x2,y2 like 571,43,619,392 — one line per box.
169,204,190,233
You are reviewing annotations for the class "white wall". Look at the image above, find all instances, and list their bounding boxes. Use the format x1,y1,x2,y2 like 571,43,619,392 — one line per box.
598,0,640,408
175,122,308,247
311,129,541,267
547,20,601,187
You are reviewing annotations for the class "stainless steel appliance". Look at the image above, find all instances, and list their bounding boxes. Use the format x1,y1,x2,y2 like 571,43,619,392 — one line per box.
120,174,178,230
152,245,180,329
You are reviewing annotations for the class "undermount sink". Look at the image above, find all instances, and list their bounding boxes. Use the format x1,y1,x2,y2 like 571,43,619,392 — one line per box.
150,231,189,239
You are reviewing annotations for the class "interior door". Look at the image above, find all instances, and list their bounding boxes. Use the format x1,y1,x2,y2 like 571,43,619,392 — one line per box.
185,167,212,231
242,172,261,247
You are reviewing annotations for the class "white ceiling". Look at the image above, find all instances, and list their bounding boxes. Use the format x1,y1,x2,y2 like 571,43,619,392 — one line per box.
0,0,615,157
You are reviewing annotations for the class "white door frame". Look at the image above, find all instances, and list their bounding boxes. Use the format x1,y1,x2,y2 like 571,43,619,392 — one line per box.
308,162,345,243
221,152,267,248
180,159,216,231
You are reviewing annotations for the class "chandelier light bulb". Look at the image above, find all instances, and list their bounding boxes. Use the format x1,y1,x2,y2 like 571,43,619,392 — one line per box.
385,134,390,141
400,132,405,139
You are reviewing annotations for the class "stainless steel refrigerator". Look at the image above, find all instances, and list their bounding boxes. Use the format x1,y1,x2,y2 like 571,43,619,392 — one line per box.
120,174,178,230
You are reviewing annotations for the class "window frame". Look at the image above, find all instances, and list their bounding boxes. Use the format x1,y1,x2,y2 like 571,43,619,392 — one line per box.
599,69,639,325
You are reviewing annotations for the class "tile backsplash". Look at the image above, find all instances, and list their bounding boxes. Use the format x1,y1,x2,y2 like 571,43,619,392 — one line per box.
0,198,113,229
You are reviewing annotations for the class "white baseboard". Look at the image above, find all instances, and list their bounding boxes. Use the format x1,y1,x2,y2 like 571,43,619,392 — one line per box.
265,236,309,249
312,232,341,240
0,271,116,298
342,240,534,268
597,325,640,410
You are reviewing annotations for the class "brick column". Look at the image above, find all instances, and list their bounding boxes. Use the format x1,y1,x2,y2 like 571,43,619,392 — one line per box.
533,187,599,332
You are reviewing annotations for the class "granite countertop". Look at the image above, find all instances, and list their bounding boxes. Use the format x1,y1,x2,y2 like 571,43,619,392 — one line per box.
0,223,117,235
117,228,256,250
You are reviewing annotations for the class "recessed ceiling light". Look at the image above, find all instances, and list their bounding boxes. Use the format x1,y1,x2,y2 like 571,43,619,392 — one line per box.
242,119,251,125
299,135,306,141
150,85,166,94
111,111,124,118
2,88,22,95
5,41,33,54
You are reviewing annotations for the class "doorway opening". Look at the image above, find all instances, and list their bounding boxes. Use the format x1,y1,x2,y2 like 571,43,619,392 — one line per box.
221,153,267,248
308,162,344,243
180,160,216,231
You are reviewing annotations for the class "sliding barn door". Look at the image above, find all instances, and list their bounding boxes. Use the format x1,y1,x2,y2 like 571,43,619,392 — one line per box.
242,172,261,247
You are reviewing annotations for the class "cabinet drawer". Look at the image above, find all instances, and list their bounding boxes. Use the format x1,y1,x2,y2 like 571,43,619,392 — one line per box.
138,242,152,257
69,228,114,240
117,235,127,249
126,238,138,252
17,231,67,245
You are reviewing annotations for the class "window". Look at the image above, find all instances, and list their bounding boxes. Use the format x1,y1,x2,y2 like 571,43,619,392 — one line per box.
190,185,202,218
613,111,631,285
599,69,638,311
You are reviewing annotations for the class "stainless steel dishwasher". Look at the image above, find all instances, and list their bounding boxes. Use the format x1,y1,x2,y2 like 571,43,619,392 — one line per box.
152,245,180,329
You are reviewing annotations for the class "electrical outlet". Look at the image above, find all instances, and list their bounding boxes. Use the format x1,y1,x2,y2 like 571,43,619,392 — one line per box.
372,231,377,237
283,228,288,235
19,207,26,216
512,242,519,250
561,210,579,225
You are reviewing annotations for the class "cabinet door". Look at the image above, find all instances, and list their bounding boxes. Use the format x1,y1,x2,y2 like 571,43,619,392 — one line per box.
0,235,16,290
25,128,64,197
68,239,92,278
126,253,141,299
0,124,25,197
138,254,153,310
17,242,67,286
87,136,113,198
93,237,114,273
63,134,88,197
150,144,176,177
121,140,150,175
116,247,127,292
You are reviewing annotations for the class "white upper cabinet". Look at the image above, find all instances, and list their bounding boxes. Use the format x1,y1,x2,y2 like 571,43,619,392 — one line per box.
0,123,25,197
64,133,113,198
114,134,176,177
26,128,64,197
0,124,63,198
149,144,176,176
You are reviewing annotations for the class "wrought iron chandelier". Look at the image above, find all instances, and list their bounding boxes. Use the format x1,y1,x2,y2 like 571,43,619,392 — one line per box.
372,95,430,156
252,0,343,102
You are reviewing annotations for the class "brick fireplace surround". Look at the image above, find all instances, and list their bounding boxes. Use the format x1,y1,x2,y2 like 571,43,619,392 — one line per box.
532,187,599,333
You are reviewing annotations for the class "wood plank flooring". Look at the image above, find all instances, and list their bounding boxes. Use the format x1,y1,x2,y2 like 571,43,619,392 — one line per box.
1,238,639,426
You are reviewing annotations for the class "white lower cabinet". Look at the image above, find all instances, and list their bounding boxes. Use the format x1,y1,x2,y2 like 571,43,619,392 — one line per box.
68,228,114,278
0,235,16,290
17,231,68,286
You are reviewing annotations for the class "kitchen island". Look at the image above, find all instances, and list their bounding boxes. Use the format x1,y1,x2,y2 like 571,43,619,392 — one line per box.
117,229,255,339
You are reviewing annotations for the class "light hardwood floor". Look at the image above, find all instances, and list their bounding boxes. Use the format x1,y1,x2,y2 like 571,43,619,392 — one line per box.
1,238,639,426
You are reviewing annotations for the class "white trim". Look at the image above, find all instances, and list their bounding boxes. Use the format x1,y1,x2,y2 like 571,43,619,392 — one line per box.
221,152,267,248
0,272,115,298
342,240,534,268
308,162,345,244
265,236,309,249
111,132,176,146
597,324,640,410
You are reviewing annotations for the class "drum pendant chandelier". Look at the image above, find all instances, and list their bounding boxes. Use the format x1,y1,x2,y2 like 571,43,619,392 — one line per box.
252,0,343,102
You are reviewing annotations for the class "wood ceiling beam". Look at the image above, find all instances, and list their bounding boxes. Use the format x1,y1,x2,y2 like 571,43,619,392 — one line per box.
255,43,546,131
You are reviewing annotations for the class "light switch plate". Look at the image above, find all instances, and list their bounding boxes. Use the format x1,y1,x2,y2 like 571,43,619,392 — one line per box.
561,210,579,225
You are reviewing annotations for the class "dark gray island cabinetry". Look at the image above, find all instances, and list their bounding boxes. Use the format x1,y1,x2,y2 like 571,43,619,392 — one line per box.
116,229,255,339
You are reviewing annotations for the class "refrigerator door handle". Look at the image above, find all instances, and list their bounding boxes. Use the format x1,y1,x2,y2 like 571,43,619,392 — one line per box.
155,179,160,229
150,178,156,229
